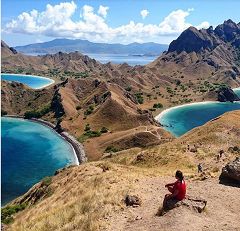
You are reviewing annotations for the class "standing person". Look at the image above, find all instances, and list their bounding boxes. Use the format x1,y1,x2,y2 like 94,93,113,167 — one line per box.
162,170,187,210
198,163,203,173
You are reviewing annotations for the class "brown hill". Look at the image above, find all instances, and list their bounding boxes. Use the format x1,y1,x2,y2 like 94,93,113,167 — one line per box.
149,20,240,89
3,22,240,109
1,78,172,159
3,110,240,231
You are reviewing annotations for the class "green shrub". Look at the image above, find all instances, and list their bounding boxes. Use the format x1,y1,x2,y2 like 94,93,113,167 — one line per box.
105,146,120,153
100,127,109,133
24,104,51,119
135,93,144,104
85,130,102,138
125,86,132,92
1,203,27,224
84,124,91,131
74,71,89,79
41,176,52,187
84,105,94,116
78,129,102,142
24,110,41,119
76,105,81,110
176,80,181,86
153,103,163,109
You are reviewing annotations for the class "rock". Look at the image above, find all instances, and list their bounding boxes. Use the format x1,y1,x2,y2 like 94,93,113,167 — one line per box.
135,216,142,220
158,196,207,216
125,195,142,207
135,153,145,162
228,146,240,153
190,147,198,153
168,27,217,53
94,79,101,87
219,149,225,155
217,87,240,102
219,157,240,184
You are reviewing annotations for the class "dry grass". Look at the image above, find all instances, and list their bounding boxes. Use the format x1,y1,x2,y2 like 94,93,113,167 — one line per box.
6,111,240,231
8,164,135,231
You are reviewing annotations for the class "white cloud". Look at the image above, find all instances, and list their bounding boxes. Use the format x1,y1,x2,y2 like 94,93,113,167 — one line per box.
140,9,149,19
3,2,210,44
98,5,109,18
196,21,210,29
188,8,194,12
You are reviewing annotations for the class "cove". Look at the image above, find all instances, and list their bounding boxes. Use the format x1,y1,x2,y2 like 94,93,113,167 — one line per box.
1,73,54,89
155,101,240,137
1,117,78,206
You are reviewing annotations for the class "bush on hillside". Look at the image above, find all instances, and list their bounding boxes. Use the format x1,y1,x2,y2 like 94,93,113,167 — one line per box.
1,203,27,224
153,103,163,109
24,104,51,119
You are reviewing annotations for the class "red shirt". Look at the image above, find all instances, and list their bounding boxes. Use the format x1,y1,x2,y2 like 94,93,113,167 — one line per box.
173,180,186,200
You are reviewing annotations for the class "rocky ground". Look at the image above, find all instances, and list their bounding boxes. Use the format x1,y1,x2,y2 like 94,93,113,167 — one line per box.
106,177,240,231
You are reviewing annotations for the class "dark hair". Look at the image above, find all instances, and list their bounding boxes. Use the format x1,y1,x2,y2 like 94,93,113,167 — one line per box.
175,170,184,181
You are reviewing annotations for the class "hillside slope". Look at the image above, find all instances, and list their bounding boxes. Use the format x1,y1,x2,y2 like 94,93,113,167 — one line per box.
3,110,240,231
2,20,240,109
149,20,240,89
1,78,172,159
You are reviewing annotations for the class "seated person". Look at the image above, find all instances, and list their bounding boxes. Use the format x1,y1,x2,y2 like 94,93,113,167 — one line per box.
162,170,186,210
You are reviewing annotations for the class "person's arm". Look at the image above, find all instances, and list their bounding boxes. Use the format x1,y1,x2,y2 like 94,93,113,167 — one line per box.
165,182,175,187
168,189,179,198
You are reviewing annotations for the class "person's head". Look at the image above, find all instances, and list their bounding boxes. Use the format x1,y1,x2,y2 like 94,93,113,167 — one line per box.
175,170,184,181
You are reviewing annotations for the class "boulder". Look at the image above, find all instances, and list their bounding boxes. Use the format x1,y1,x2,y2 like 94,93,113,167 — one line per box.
217,87,240,102
135,153,145,162
158,196,207,216
219,157,240,184
125,195,142,207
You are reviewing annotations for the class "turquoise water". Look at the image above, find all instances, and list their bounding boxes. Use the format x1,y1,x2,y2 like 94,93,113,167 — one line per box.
1,74,54,89
1,117,77,205
156,101,240,137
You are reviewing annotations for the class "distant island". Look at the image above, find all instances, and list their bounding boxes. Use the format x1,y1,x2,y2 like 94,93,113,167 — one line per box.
14,38,168,56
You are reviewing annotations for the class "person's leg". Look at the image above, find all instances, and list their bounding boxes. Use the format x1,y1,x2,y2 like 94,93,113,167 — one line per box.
167,186,174,193
163,194,171,209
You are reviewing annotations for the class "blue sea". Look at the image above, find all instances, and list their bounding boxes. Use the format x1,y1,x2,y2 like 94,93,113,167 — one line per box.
156,101,240,137
85,53,158,66
1,74,54,89
1,117,77,205
26,52,158,66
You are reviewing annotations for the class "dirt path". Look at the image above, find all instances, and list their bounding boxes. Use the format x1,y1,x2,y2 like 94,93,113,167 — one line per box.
105,177,240,231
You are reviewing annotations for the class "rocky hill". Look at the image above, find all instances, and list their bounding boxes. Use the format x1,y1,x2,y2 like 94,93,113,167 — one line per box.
2,21,240,109
2,20,240,231
1,78,172,159
3,110,240,231
149,20,240,89
2,20,240,158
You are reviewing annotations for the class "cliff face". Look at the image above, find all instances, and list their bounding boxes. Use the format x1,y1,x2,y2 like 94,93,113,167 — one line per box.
2,20,240,107
168,20,240,54
149,20,240,89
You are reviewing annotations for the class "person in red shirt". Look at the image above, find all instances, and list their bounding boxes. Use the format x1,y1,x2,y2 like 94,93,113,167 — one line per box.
162,170,186,209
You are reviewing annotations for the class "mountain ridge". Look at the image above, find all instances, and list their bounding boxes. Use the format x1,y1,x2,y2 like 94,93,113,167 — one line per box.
14,38,168,55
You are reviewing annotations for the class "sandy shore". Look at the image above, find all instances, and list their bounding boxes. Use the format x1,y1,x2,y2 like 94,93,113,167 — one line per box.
154,101,218,121
3,115,87,165
1,73,55,89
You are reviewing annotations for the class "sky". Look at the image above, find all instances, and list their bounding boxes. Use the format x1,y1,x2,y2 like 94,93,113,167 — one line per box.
1,0,240,46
